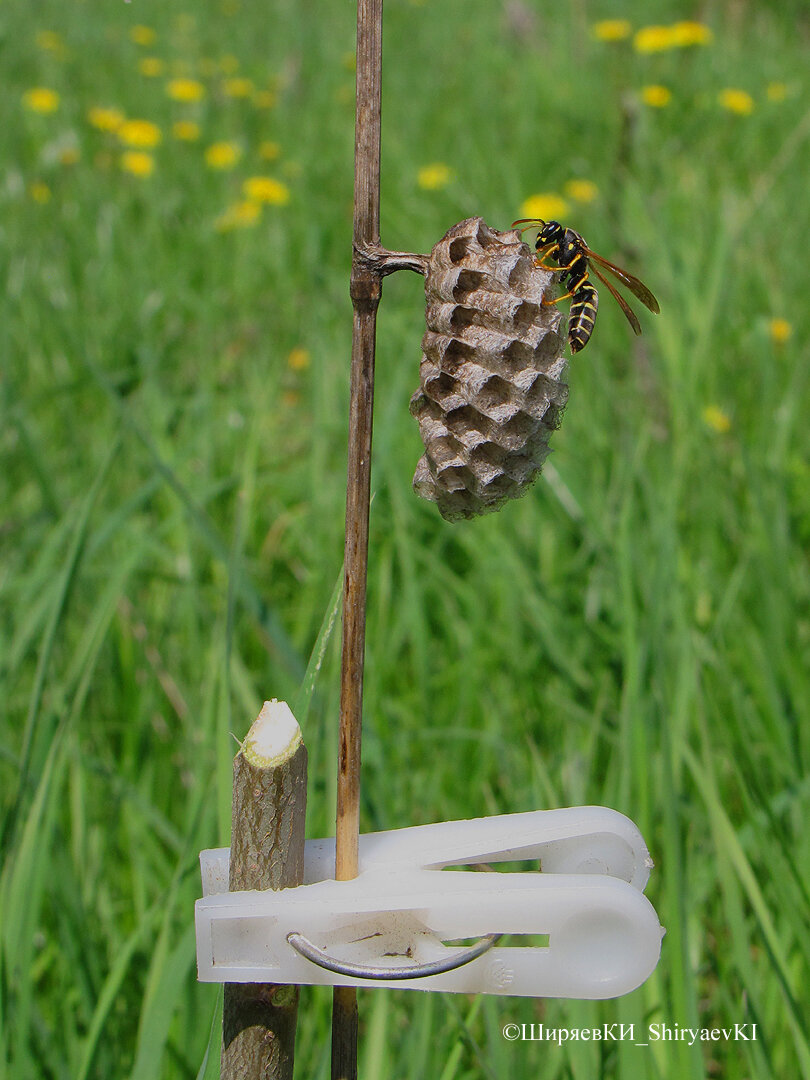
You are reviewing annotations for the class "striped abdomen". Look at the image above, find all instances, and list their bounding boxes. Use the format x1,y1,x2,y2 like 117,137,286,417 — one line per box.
568,282,599,353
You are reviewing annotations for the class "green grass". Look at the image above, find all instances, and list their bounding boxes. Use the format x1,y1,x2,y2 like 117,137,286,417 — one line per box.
2,1,810,1077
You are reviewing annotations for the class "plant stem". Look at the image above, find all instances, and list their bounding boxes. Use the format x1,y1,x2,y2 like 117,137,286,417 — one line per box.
332,0,384,1076
332,4,428,1076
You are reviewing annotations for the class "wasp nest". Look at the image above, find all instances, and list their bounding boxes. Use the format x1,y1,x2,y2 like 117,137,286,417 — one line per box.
409,217,568,521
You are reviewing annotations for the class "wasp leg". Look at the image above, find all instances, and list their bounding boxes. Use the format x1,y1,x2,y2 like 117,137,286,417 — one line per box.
533,242,561,272
541,291,574,306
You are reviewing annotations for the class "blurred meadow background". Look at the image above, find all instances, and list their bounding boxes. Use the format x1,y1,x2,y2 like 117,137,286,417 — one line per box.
2,0,809,1077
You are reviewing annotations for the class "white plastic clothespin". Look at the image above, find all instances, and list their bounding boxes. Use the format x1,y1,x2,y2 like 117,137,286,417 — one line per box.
196,806,663,998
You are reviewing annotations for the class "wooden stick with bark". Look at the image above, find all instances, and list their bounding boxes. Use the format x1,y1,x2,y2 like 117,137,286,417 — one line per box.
221,701,308,1080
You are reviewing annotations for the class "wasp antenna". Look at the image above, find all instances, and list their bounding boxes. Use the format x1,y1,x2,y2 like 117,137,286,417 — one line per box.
511,217,546,235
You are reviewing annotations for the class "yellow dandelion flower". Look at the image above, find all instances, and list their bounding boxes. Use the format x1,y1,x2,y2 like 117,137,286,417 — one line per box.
205,141,241,169
719,88,754,115
417,163,454,190
769,318,792,345
592,19,632,42
219,54,240,74
564,179,598,203
35,31,66,55
670,21,713,46
167,78,206,102
59,146,80,166
641,84,672,108
130,25,157,46
766,82,788,102
519,193,569,222
223,77,254,98
259,141,281,161
253,90,277,109
633,25,676,53
139,57,165,78
88,106,126,132
702,405,731,434
242,176,290,205
287,347,311,371
22,87,60,114
118,119,162,148
282,389,301,407
120,151,155,178
29,182,52,204
172,120,200,141
215,199,261,231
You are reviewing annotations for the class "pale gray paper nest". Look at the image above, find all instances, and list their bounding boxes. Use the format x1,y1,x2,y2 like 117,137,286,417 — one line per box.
410,217,569,521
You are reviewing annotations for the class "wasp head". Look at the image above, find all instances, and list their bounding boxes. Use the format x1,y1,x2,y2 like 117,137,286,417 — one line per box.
535,220,565,249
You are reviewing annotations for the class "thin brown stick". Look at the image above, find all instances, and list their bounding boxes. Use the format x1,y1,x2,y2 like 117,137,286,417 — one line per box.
336,298,380,884
332,0,384,1076
332,3,429,1075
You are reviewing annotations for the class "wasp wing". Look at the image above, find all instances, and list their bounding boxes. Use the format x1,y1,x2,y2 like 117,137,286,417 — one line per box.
590,264,642,335
583,248,660,314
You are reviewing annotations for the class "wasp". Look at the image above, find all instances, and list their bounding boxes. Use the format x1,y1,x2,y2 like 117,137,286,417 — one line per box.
512,219,660,353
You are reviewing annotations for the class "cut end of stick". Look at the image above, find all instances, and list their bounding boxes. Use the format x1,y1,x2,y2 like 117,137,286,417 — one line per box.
241,700,303,768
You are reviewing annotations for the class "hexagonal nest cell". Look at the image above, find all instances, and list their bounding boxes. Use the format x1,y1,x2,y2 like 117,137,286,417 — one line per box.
410,217,568,521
